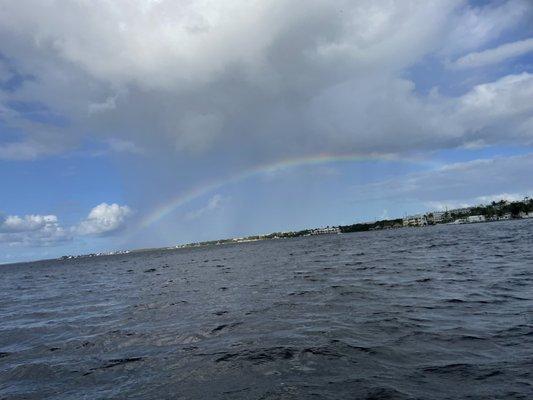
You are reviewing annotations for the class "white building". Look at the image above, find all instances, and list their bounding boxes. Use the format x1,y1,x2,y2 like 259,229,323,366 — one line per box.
310,226,341,235
467,215,485,223
426,211,446,224
451,207,473,215
451,218,467,224
403,214,428,227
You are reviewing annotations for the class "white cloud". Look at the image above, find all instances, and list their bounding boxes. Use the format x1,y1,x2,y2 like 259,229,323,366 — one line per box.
0,138,66,160
185,194,226,220
425,201,473,212
0,214,58,233
456,72,533,141
306,71,533,155
0,214,70,246
0,202,134,247
443,0,532,56
351,153,533,208
88,96,117,114
77,203,133,236
451,37,533,69
475,192,533,203
104,138,144,155
426,191,533,211
0,0,465,160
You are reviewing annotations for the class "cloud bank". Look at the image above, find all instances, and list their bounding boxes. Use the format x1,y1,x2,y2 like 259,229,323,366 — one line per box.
0,203,132,247
0,0,531,163
0,214,68,246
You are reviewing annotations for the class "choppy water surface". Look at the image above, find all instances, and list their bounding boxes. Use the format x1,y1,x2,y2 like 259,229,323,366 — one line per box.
1,220,533,399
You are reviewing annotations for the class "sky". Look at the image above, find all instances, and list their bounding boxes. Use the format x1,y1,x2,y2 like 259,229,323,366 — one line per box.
1,0,533,263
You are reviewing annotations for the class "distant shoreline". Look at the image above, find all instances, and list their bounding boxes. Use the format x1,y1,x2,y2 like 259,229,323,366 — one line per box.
2,198,531,267
173,197,533,249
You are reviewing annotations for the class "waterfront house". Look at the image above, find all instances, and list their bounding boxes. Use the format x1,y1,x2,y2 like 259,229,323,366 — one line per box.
451,218,467,224
467,215,485,223
519,211,533,219
310,226,341,235
426,211,446,224
450,207,474,215
403,214,428,227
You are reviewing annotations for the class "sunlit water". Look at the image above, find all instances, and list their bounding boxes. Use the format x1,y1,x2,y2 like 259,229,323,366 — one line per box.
1,220,532,399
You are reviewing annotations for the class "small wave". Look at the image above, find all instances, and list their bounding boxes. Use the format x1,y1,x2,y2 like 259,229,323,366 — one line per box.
211,322,242,334
364,387,410,400
422,363,480,377
474,370,503,380
215,346,296,364
288,290,317,296
444,298,466,303
302,346,343,358
212,345,349,365
6,363,65,381
84,357,144,375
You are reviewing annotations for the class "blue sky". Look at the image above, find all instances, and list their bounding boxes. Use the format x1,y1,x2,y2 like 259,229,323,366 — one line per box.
1,0,533,263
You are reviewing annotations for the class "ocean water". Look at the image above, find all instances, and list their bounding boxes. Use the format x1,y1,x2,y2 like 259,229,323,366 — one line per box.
1,220,532,399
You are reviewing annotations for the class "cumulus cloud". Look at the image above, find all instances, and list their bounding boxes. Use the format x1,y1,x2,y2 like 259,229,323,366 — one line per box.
0,214,70,246
0,214,58,233
0,203,133,246
77,203,133,236
451,37,533,69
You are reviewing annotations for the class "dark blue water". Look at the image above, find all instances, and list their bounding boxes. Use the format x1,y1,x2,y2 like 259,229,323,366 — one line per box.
1,220,532,399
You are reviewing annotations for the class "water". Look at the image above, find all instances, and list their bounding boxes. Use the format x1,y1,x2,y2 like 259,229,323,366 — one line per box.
1,220,532,399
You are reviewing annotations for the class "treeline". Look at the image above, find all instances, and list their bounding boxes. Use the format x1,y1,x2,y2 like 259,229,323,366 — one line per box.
256,230,312,239
434,198,533,222
338,218,403,233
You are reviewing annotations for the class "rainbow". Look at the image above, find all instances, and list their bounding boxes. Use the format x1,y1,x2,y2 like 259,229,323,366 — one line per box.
136,152,412,231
